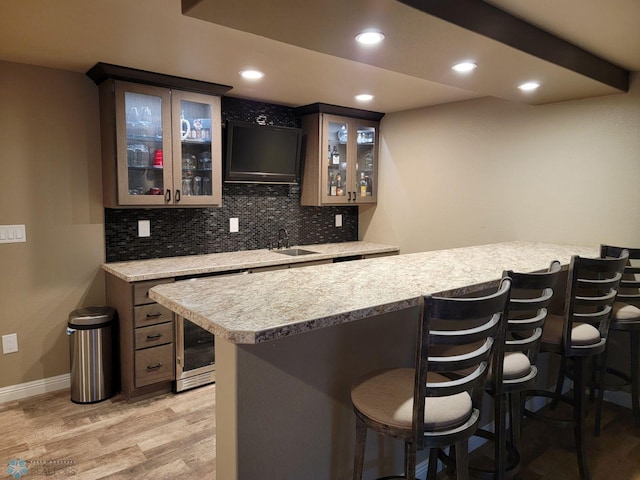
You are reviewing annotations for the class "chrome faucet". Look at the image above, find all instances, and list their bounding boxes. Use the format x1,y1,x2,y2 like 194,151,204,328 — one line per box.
277,228,289,249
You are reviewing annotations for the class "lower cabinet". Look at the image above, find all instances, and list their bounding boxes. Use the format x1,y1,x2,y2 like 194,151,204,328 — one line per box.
106,274,175,402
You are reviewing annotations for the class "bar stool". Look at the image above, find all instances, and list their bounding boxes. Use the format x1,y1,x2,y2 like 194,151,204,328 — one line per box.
439,263,561,480
350,278,511,480
476,261,562,480
593,245,640,434
524,250,628,480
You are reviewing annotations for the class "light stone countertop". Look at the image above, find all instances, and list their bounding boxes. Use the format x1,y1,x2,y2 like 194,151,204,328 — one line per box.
148,241,598,344
101,241,400,282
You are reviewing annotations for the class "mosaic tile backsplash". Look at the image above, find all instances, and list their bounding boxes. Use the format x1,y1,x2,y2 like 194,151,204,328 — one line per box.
104,97,358,262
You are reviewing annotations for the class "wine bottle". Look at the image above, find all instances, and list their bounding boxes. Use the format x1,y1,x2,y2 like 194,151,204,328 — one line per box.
336,173,343,196
360,172,367,197
332,146,340,165
330,172,337,196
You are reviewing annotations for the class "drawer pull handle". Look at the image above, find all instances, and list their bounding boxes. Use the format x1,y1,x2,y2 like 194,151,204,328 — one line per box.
147,363,163,370
146,333,163,340
146,312,162,318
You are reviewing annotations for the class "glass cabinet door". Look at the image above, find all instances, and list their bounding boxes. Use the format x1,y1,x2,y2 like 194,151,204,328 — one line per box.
355,122,377,203
323,117,349,203
171,91,222,206
115,83,172,205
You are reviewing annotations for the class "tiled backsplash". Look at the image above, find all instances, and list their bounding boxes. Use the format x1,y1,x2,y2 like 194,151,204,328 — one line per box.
104,97,358,262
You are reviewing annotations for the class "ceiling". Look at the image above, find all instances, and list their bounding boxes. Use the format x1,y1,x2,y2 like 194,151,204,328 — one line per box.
0,0,638,113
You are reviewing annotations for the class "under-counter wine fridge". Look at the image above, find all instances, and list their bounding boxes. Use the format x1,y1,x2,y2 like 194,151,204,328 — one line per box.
175,315,215,392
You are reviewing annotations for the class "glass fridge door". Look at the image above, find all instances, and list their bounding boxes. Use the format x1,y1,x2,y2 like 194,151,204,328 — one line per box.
182,318,215,373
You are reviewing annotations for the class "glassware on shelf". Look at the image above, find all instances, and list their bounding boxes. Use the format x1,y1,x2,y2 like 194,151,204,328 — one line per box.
182,177,193,196
337,125,348,143
182,155,197,170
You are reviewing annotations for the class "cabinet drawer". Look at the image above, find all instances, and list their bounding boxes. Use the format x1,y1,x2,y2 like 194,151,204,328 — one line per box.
135,344,174,387
135,322,174,349
134,303,173,328
133,278,174,306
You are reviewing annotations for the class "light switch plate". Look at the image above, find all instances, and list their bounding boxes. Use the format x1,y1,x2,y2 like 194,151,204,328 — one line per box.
335,214,343,228
0,225,26,244
230,218,239,233
138,220,151,237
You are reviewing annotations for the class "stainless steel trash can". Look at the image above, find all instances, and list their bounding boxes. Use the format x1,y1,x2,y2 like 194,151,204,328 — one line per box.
67,306,115,403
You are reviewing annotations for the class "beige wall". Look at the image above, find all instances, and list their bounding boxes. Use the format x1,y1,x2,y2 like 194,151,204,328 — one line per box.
0,61,105,388
361,72,640,253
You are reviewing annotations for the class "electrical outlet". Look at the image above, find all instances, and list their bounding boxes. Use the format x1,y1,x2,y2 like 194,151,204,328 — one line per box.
138,220,151,237
2,334,18,354
335,214,343,228
230,218,239,233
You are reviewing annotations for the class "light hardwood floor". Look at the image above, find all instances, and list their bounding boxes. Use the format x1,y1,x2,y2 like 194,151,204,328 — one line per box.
463,399,640,480
2,385,639,479
0,385,215,479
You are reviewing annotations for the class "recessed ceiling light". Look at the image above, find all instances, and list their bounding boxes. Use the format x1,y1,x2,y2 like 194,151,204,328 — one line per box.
355,31,385,45
355,94,374,102
240,69,265,80
518,81,540,91
452,62,477,73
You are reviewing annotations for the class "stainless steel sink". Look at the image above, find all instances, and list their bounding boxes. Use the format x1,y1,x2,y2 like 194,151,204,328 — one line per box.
274,248,318,256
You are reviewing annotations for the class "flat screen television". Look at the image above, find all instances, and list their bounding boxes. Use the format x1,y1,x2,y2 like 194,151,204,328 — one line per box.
224,120,302,184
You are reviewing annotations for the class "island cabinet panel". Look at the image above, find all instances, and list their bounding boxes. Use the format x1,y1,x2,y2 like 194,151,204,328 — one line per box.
295,103,384,206
106,274,175,401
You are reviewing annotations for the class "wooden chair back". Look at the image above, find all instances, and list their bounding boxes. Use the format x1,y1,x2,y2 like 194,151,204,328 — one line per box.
504,261,562,365
563,250,629,356
413,278,511,448
601,244,640,307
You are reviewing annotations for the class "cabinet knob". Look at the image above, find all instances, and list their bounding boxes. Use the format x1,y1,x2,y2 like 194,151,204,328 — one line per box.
175,189,181,202
348,191,352,201
165,189,171,202
146,333,163,340
147,363,163,370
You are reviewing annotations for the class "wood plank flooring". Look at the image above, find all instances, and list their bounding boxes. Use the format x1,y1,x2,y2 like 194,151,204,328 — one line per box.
0,385,216,479
1,384,639,479
462,399,640,480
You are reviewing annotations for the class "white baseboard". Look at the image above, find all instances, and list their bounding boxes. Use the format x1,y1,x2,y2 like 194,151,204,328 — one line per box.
0,374,70,404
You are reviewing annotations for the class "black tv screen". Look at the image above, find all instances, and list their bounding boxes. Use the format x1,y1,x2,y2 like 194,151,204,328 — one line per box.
224,121,302,184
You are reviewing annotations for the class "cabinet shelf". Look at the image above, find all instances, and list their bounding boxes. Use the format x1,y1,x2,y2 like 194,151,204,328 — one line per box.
182,138,211,145
127,134,163,143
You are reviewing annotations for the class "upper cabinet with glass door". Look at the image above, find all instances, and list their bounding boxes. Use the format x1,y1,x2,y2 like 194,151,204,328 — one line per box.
294,103,384,207
87,63,231,208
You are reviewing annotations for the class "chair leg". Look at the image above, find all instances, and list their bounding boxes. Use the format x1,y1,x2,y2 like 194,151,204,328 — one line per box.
574,357,591,480
594,348,608,436
509,391,523,452
551,355,567,410
455,440,469,480
631,331,640,427
353,417,367,480
495,393,507,480
404,441,417,480
427,448,439,480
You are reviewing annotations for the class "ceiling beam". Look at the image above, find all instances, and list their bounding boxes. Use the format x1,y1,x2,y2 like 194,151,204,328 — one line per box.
397,0,629,92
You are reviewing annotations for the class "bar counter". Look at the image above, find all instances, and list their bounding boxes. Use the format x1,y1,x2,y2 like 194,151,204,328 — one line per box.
149,241,598,480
